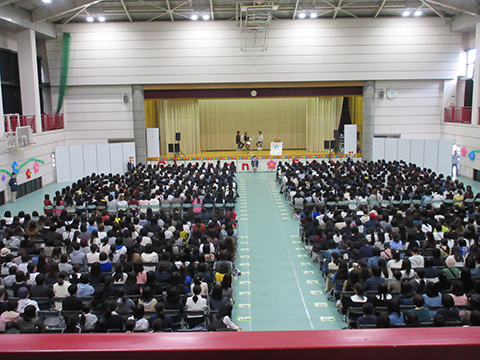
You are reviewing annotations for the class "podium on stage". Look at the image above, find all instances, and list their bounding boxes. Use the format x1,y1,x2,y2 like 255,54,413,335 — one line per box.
270,141,283,155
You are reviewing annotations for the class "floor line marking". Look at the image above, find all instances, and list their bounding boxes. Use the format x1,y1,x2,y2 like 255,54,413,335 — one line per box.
263,172,315,330
239,175,253,331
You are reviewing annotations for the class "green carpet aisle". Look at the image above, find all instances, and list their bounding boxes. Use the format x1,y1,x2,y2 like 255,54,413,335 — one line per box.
233,172,345,331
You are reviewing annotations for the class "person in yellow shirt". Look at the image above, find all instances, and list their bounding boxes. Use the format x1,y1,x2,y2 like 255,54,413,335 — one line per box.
453,189,464,207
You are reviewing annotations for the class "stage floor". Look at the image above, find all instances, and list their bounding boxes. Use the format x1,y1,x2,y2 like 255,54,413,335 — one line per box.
147,149,362,161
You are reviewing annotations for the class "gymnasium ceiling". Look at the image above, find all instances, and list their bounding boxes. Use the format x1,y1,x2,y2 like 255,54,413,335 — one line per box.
2,0,480,24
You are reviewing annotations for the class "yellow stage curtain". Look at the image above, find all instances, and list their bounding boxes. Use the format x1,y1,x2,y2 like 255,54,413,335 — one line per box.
144,100,158,128
157,99,201,155
306,97,343,152
349,96,363,148
199,98,306,151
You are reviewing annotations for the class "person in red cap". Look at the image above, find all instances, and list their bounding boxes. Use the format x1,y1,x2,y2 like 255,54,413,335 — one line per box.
364,212,378,230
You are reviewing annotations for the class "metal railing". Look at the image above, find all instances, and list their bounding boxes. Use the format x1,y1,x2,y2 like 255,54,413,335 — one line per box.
4,114,36,132
41,113,64,131
4,113,64,133
444,106,472,124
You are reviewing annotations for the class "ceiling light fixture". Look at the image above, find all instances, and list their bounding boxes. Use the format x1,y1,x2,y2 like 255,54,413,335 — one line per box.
86,15,94,22
414,10,422,17
310,12,318,19
402,10,411,17
298,12,306,19
191,14,198,20
202,13,210,20
42,0,52,4
98,15,106,22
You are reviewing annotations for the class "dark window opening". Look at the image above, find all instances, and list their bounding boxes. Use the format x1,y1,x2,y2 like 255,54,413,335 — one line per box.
464,79,473,107
474,169,480,182
0,48,22,115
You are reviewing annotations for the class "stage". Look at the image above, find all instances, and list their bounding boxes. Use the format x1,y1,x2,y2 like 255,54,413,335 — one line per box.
147,149,362,172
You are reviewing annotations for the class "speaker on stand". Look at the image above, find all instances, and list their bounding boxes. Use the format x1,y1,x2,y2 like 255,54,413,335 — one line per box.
173,132,185,157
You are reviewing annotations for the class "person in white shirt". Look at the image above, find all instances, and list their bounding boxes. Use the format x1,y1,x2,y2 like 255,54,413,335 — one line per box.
128,304,150,332
141,244,159,264
256,131,264,151
17,287,39,314
53,273,71,311
409,247,425,269
86,244,100,264
185,285,208,328
80,304,98,332
26,263,39,286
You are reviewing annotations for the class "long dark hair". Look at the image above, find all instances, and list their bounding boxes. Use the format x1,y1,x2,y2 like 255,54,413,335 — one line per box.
215,302,233,320
336,261,349,280
221,273,232,289
104,300,118,319
210,283,223,301
113,263,125,283
192,285,201,303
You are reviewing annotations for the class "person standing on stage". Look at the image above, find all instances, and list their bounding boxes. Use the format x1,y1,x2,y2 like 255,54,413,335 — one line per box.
236,131,244,151
256,131,263,151
9,173,18,203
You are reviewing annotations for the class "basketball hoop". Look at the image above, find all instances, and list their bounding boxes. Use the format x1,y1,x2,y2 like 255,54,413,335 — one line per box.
3,114,35,151
16,126,34,150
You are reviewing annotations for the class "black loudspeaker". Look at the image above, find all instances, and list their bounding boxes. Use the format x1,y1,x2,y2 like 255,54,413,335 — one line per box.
357,132,360,140
174,143,180,153
333,130,339,139
330,140,336,150
168,143,174,153
175,132,181,141
324,140,330,149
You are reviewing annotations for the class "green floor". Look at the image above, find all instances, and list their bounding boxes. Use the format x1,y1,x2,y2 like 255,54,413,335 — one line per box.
232,172,345,331
0,182,70,216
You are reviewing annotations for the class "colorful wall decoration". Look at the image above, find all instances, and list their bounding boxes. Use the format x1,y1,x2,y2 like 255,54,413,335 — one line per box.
468,149,480,161
0,158,45,180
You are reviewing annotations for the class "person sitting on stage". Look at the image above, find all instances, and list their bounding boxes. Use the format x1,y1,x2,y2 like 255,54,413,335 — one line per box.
256,131,263,151
236,131,244,151
244,132,251,151
251,156,259,172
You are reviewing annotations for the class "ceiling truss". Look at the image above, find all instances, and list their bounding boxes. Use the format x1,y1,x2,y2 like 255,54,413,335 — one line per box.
0,0,479,51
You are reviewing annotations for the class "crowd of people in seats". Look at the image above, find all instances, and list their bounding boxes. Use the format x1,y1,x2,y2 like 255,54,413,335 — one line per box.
0,161,242,333
278,159,480,328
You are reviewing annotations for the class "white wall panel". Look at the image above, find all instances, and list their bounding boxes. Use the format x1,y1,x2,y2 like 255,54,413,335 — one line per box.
109,143,124,175
410,140,425,168
437,139,453,177
372,138,385,162
384,139,398,161
424,140,439,172
96,144,111,175
63,86,134,145
375,80,443,139
121,143,136,173
69,145,85,181
146,128,160,158
46,18,460,86
344,124,357,155
82,144,98,176
55,146,71,183
397,139,411,163
53,143,133,182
